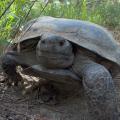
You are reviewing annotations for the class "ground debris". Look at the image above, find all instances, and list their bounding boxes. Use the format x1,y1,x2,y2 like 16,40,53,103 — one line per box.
0,71,120,120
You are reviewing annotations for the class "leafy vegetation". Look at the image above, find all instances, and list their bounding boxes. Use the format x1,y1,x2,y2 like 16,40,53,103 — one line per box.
0,0,120,52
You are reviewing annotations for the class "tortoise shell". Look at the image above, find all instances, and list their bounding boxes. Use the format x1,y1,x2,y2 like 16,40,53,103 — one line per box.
15,16,120,66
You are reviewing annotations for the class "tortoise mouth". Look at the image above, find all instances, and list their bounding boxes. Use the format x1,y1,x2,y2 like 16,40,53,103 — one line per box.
38,51,72,59
36,51,74,69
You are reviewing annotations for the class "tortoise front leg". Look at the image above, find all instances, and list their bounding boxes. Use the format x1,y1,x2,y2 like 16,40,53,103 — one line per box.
1,52,22,86
73,56,119,120
82,63,118,120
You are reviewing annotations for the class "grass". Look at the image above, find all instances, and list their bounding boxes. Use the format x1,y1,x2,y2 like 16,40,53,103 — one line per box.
30,0,120,27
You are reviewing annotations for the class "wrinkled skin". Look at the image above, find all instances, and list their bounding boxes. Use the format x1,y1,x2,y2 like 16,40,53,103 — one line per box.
2,34,119,120
37,34,74,68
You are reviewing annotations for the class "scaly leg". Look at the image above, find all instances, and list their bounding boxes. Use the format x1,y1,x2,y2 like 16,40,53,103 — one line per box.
73,55,119,120
1,53,22,86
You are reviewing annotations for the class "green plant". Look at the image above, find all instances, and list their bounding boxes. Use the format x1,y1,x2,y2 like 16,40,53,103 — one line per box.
96,1,120,29
0,0,33,40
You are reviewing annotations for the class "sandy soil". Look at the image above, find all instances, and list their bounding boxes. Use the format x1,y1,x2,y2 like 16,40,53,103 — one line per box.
0,72,119,120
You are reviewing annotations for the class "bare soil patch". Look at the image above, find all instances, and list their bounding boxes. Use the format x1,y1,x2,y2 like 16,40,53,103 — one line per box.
0,73,120,120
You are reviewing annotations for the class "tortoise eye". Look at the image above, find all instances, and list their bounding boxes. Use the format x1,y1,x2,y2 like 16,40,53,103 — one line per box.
59,41,64,46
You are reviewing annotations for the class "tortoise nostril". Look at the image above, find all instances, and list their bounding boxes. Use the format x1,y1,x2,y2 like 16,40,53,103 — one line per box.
59,41,64,46
41,40,45,44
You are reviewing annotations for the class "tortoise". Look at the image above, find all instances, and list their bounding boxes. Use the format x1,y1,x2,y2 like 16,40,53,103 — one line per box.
1,16,120,120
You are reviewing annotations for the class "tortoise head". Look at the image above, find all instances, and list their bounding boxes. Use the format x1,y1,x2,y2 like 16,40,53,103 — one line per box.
36,34,74,68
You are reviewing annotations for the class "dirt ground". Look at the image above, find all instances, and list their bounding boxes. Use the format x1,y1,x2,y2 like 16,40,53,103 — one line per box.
0,29,120,120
